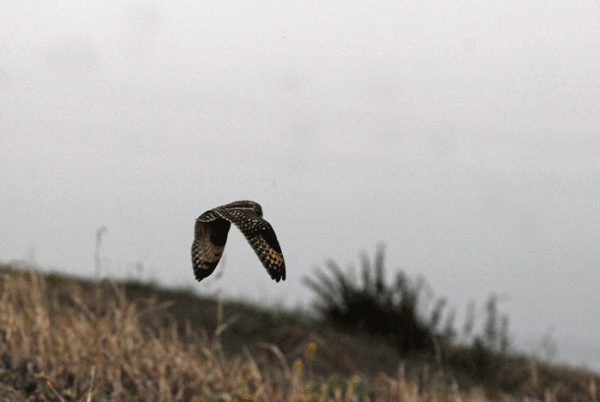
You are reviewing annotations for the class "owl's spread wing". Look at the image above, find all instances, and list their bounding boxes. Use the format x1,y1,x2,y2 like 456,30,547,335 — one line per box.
191,210,231,282
215,207,286,282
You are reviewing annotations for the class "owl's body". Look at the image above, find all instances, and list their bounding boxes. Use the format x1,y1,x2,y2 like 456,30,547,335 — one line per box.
191,201,286,282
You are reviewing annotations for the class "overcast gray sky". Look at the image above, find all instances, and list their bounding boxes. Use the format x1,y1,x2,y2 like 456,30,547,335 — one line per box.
1,0,600,369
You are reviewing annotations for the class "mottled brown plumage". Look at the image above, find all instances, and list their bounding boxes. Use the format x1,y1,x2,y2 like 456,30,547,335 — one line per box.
191,201,286,282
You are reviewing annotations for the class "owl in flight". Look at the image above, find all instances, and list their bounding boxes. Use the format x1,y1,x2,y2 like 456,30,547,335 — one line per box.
191,201,286,283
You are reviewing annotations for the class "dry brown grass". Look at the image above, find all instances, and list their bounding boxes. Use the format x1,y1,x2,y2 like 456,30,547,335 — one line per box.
0,265,593,402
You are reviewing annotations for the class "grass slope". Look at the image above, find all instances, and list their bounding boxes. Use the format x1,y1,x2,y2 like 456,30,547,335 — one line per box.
0,263,597,401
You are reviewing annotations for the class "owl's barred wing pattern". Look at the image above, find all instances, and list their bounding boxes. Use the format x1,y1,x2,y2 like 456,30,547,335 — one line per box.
191,201,286,283
215,206,286,282
191,211,231,282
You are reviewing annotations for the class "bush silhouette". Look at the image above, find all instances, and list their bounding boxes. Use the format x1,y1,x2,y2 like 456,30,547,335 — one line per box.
303,244,436,355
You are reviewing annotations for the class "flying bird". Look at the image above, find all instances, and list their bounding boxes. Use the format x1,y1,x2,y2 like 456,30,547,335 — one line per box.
191,201,286,283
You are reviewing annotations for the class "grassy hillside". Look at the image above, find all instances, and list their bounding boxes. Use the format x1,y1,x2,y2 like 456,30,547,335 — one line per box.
0,262,597,401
